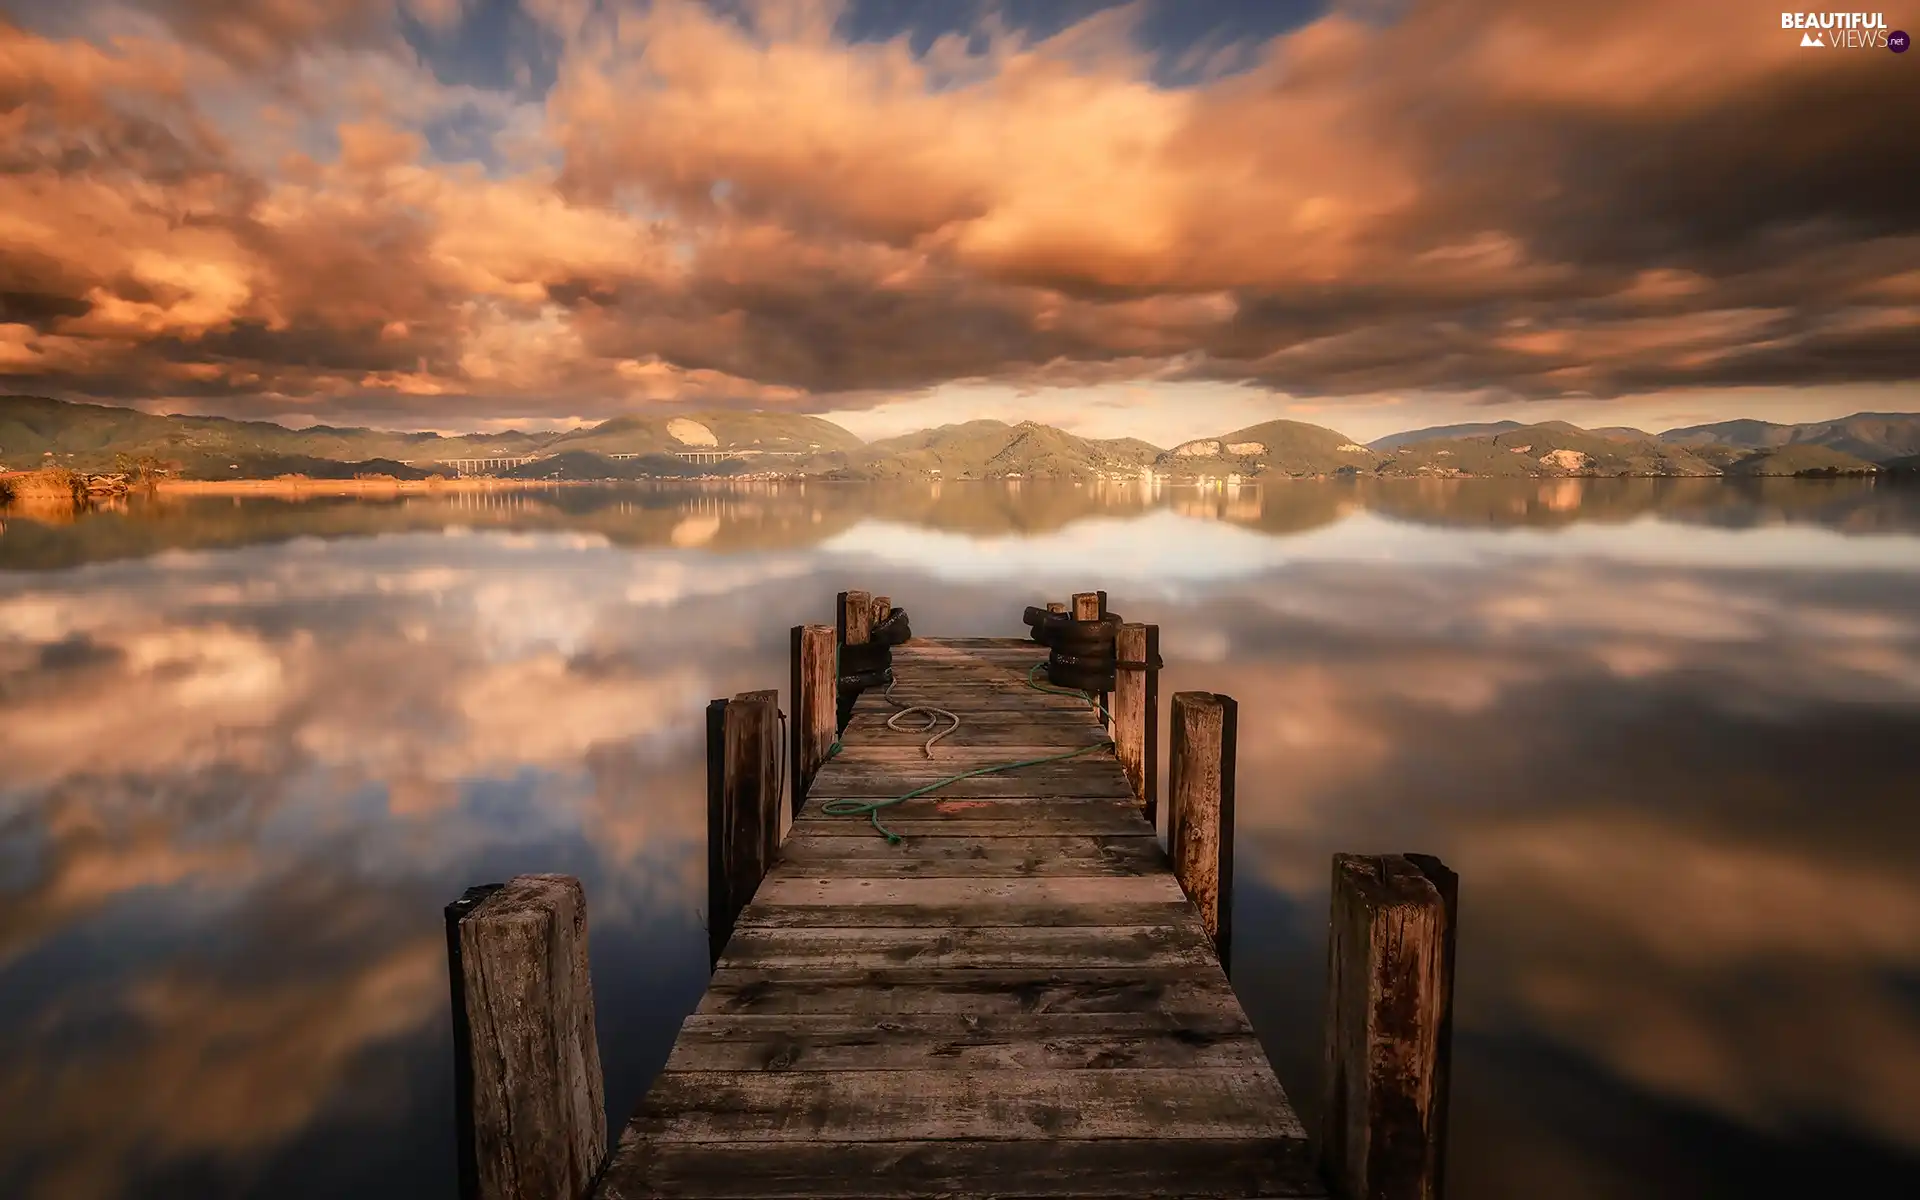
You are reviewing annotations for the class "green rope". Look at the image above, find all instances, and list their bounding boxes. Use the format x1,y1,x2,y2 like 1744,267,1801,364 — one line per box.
818,659,1113,843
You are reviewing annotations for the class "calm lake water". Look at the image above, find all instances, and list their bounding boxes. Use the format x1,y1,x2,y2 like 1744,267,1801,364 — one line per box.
2,478,1918,1199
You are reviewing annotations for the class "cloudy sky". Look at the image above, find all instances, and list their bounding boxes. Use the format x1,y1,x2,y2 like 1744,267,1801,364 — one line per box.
1,0,1916,442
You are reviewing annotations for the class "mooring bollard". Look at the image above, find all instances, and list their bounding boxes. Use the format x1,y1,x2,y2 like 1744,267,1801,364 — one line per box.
445,874,606,1200
789,623,836,818
1169,690,1236,971
705,689,782,968
1320,853,1458,1200
1112,622,1160,825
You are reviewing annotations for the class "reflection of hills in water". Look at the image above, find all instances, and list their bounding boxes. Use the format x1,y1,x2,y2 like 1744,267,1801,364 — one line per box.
1360,476,1920,534
3,478,1916,569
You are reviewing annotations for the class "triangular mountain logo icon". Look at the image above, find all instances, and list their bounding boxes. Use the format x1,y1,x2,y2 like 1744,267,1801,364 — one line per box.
1800,31,1824,46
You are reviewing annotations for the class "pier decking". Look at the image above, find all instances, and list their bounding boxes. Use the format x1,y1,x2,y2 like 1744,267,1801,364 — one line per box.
593,636,1322,1198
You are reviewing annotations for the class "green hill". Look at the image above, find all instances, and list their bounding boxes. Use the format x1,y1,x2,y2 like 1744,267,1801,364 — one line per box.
1158,419,1376,477
856,420,1159,480
1377,422,1719,478
1658,412,1920,463
1722,444,1878,477
0,394,865,476
1367,420,1525,452
544,411,861,457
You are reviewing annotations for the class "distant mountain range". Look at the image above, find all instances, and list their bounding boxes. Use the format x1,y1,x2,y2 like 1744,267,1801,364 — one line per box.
3,395,1916,482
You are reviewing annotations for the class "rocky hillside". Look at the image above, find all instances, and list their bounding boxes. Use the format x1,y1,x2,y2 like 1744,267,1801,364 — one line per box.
855,420,1159,479
1158,419,1376,477
1722,444,1878,476
0,394,866,474
1367,420,1525,452
1375,422,1721,478
1658,412,1920,463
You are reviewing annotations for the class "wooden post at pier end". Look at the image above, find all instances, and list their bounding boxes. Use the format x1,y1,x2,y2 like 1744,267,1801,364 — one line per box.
705,689,782,968
445,875,606,1200
871,594,892,630
1169,691,1236,972
1046,601,1068,614
1071,592,1110,717
1113,622,1160,825
789,624,836,818
838,589,873,646
1321,853,1458,1200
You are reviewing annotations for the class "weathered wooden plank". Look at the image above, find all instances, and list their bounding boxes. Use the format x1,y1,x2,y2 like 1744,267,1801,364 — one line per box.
1169,691,1236,970
790,624,836,815
825,743,1111,764
1112,622,1159,824
854,692,1095,712
846,708,1104,730
788,795,1150,830
839,720,1109,748
788,812,1154,839
785,816,1152,841
779,832,1155,858
1322,854,1457,1200
632,1067,1300,1142
597,1136,1325,1199
715,924,1214,971
696,965,1241,1016
749,873,1188,907
662,1021,1266,1072
709,689,782,968
807,765,1130,788
774,833,1165,877
448,874,606,1200
840,590,873,645
734,900,1201,929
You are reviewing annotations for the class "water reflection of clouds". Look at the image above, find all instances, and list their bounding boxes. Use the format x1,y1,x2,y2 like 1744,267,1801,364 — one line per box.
829,506,1920,591
2,486,1917,1198
0,532,820,1198
1168,555,1920,1174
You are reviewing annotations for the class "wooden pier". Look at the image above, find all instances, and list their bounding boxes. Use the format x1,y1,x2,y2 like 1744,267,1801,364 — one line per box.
446,591,1457,1200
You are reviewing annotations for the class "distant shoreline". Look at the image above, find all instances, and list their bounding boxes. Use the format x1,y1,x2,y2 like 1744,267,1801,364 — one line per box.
154,477,562,498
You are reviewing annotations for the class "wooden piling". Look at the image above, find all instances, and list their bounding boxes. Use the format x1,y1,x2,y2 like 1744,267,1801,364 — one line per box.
705,689,782,968
445,874,606,1200
788,624,836,818
1071,591,1102,620
1321,853,1458,1200
839,589,873,646
1168,691,1236,971
871,593,892,629
1113,622,1160,825
1046,601,1068,614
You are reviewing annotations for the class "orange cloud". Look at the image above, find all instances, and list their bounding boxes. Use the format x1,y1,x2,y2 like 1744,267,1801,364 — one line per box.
0,0,1912,426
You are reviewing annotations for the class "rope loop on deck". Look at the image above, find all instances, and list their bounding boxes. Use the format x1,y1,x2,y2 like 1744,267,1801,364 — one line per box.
818,658,1115,843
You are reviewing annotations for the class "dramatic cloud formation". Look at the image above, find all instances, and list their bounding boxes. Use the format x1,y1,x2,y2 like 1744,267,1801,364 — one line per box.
0,0,1915,429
